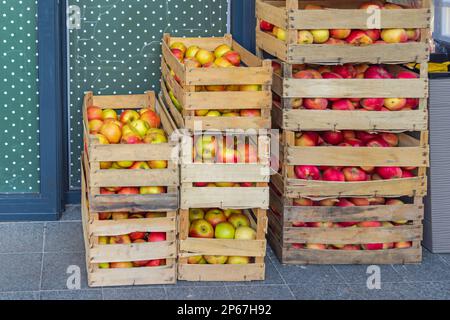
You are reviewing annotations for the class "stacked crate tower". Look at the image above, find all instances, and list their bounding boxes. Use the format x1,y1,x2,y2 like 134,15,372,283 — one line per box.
160,34,273,280
82,91,179,286
256,0,431,264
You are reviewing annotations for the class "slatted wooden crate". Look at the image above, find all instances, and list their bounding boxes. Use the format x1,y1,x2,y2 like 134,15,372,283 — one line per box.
272,63,429,131
255,0,431,64
273,131,429,198
161,33,272,130
178,208,268,281
268,188,423,264
82,91,179,212
81,161,177,287
180,132,271,210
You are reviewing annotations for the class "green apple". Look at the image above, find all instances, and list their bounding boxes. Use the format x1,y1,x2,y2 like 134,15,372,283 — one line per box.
228,213,251,228
130,119,150,138
204,255,228,264
235,226,256,240
214,222,235,239
227,256,250,264
189,208,205,222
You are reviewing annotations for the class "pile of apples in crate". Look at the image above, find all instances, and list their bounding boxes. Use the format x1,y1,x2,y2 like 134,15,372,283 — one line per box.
260,1,421,45
291,197,413,251
96,212,167,269
273,62,419,111
168,42,262,117
294,131,417,181
87,106,168,196
188,208,257,265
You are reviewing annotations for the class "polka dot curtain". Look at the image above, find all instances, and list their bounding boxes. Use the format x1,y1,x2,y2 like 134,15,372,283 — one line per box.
68,0,229,189
0,0,40,193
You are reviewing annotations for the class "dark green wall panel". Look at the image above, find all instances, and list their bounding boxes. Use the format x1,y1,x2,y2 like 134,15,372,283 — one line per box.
0,0,40,193
68,0,229,189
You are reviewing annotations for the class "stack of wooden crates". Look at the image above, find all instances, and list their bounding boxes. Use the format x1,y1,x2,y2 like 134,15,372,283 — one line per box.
256,0,431,264
81,91,179,286
160,34,273,281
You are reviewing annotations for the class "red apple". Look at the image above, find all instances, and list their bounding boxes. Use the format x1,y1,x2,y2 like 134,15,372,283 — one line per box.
294,165,321,180
304,98,328,110
330,29,351,40
189,219,214,238
346,30,374,45
322,131,344,145
293,69,322,79
358,221,382,228
365,29,381,41
332,64,357,79
295,132,320,147
376,167,403,179
366,138,390,148
129,232,146,241
293,198,314,206
362,243,383,250
204,209,227,228
87,106,103,121
332,99,355,111
364,65,393,79
343,167,368,182
148,232,166,242
223,51,241,66
117,187,140,195
343,138,365,147
322,168,345,181
260,20,274,32
360,98,384,111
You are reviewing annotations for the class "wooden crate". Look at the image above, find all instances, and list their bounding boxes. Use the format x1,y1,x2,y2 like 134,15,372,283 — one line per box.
180,133,271,209
161,33,272,130
255,0,431,64
273,131,429,198
268,188,423,264
82,91,179,212
178,208,268,281
272,63,429,131
81,162,177,287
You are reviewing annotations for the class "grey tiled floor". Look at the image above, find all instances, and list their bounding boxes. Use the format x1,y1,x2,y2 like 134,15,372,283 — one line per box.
1,205,450,300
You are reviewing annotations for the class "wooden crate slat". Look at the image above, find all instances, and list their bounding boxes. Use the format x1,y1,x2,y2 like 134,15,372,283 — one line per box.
178,263,265,282
89,216,176,236
186,66,272,86
179,239,267,257
284,175,427,198
89,143,175,162
181,186,270,209
282,247,422,265
183,91,272,110
88,266,176,287
289,9,430,29
181,164,270,183
282,78,428,99
277,106,428,131
284,225,423,245
89,242,177,264
286,145,429,167
90,168,179,187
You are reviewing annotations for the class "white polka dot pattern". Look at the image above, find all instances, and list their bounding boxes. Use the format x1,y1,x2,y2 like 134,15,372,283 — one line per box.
0,0,40,193
68,0,229,189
